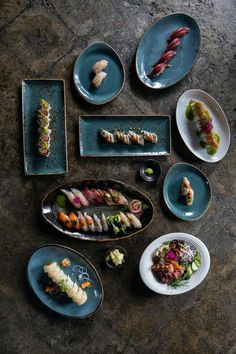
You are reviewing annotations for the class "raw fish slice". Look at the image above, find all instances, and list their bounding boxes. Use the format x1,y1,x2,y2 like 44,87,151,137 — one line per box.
99,129,116,143
101,213,109,231
93,214,103,233
92,59,108,74
77,212,89,232
119,212,131,228
92,188,104,204
141,130,158,143
84,212,96,232
71,188,89,207
128,130,144,146
108,189,128,205
60,189,81,208
114,131,131,145
126,213,142,229
103,191,115,205
82,187,97,203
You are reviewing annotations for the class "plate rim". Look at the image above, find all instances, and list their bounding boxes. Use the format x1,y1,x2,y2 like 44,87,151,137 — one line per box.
162,162,212,221
139,232,211,295
176,88,231,162
27,243,104,319
22,78,68,175
78,114,171,157
41,178,154,242
135,12,201,89
73,41,125,105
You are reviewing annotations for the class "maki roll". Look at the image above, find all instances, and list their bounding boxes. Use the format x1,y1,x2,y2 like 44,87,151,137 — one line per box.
99,129,116,143
128,130,144,146
114,131,131,145
37,99,51,157
186,100,220,155
180,177,194,206
141,130,158,144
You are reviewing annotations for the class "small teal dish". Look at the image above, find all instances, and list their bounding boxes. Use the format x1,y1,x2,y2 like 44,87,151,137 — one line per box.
73,42,125,105
163,163,211,221
27,244,104,319
22,79,68,175
79,115,171,157
136,13,201,89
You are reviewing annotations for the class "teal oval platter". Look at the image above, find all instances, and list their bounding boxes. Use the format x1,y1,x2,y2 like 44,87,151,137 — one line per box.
163,163,211,221
136,13,201,89
27,244,104,318
73,42,125,105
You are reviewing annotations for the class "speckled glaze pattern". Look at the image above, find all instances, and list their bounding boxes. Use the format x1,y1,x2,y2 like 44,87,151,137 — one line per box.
0,1,235,354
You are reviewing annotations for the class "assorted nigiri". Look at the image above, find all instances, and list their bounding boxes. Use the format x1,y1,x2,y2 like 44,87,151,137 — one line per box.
186,99,220,155
44,262,87,306
99,128,158,146
180,177,194,206
58,211,142,235
37,99,51,157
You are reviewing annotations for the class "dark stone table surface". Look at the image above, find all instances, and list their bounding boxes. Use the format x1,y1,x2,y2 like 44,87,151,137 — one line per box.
0,1,235,353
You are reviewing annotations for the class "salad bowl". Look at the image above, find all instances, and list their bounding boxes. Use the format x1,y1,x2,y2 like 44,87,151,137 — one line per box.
139,232,210,295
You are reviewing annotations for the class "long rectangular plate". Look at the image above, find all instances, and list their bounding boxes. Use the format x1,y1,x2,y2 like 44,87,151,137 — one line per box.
22,79,68,175
79,115,171,157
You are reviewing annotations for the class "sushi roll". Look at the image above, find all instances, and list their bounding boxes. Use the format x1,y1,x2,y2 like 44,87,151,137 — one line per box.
128,130,144,146
92,59,108,74
114,131,131,145
37,99,51,157
43,262,87,306
141,130,158,143
99,129,116,144
180,177,194,206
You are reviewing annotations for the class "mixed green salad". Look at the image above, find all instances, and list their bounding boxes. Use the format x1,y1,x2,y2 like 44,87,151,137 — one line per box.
151,239,201,288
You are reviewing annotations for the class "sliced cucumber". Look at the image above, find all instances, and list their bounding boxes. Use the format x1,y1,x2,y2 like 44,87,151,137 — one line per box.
187,265,193,277
191,261,199,272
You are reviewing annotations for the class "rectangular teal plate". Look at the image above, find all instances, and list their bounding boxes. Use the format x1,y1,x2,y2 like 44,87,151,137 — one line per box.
79,115,171,157
22,79,68,175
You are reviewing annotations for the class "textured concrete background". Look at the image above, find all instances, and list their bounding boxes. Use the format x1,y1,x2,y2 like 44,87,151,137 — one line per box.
0,1,236,353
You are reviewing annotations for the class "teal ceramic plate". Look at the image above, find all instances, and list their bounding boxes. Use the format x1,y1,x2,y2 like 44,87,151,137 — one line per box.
27,244,103,318
22,79,68,175
163,163,211,221
136,13,201,89
73,42,125,105
79,115,171,157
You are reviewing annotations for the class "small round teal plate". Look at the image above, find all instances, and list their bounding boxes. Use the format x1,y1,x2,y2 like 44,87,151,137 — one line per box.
136,13,201,89
27,244,104,318
73,42,125,105
163,163,211,221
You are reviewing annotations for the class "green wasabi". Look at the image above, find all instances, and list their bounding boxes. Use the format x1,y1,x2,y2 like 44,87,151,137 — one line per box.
145,168,154,175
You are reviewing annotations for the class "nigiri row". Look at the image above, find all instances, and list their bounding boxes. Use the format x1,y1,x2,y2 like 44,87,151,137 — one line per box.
37,99,51,157
44,262,87,306
99,129,158,145
58,211,142,233
60,187,128,209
